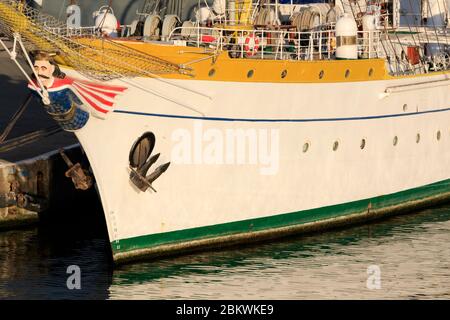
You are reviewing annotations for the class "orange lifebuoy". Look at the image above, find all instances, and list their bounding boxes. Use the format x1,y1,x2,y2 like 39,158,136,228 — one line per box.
244,33,260,56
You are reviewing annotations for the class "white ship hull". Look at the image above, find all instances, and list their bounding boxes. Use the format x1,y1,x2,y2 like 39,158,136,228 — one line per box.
63,68,450,262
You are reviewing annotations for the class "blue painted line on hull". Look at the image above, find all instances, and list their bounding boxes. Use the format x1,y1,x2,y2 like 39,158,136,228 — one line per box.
114,106,450,123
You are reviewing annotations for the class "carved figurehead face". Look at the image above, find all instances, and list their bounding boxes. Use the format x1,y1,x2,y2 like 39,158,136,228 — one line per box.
32,52,56,88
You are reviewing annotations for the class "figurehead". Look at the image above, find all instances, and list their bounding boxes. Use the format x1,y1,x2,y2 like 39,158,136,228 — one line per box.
26,51,126,131
31,51,65,88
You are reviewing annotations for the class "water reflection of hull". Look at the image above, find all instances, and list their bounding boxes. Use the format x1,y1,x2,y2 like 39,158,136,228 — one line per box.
110,207,450,299
0,227,112,299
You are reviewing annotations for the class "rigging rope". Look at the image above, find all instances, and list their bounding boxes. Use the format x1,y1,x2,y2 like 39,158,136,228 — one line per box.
0,0,187,81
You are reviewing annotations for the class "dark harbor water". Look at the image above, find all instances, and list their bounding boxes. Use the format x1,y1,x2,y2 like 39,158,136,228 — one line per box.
1,206,450,300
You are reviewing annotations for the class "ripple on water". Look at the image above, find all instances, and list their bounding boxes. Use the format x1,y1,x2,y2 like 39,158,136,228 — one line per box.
1,206,450,299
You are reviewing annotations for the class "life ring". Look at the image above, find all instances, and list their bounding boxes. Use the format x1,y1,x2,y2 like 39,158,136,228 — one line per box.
244,33,260,57
201,35,217,43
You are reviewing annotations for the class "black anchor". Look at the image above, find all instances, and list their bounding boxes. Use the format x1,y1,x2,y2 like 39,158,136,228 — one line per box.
129,133,170,192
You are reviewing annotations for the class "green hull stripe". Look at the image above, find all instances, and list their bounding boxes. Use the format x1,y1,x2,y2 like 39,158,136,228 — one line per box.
112,178,450,255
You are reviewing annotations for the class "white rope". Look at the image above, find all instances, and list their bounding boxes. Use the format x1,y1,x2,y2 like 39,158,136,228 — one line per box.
15,34,47,88
1,35,206,115
118,78,206,117
0,36,47,101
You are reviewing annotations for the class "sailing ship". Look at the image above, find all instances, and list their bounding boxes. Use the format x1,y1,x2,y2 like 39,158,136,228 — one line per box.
0,0,449,264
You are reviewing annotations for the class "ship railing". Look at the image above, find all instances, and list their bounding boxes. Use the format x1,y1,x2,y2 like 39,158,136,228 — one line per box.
47,26,98,37
47,25,134,38
358,30,384,59
168,26,383,61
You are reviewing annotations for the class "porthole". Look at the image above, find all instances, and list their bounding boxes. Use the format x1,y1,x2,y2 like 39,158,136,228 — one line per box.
333,141,339,151
281,70,288,79
437,130,441,141
360,139,366,150
403,104,408,112
247,70,254,78
345,69,350,78
416,133,421,143
302,142,310,153
208,69,216,77
319,70,325,79
368,68,374,77
393,136,398,146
